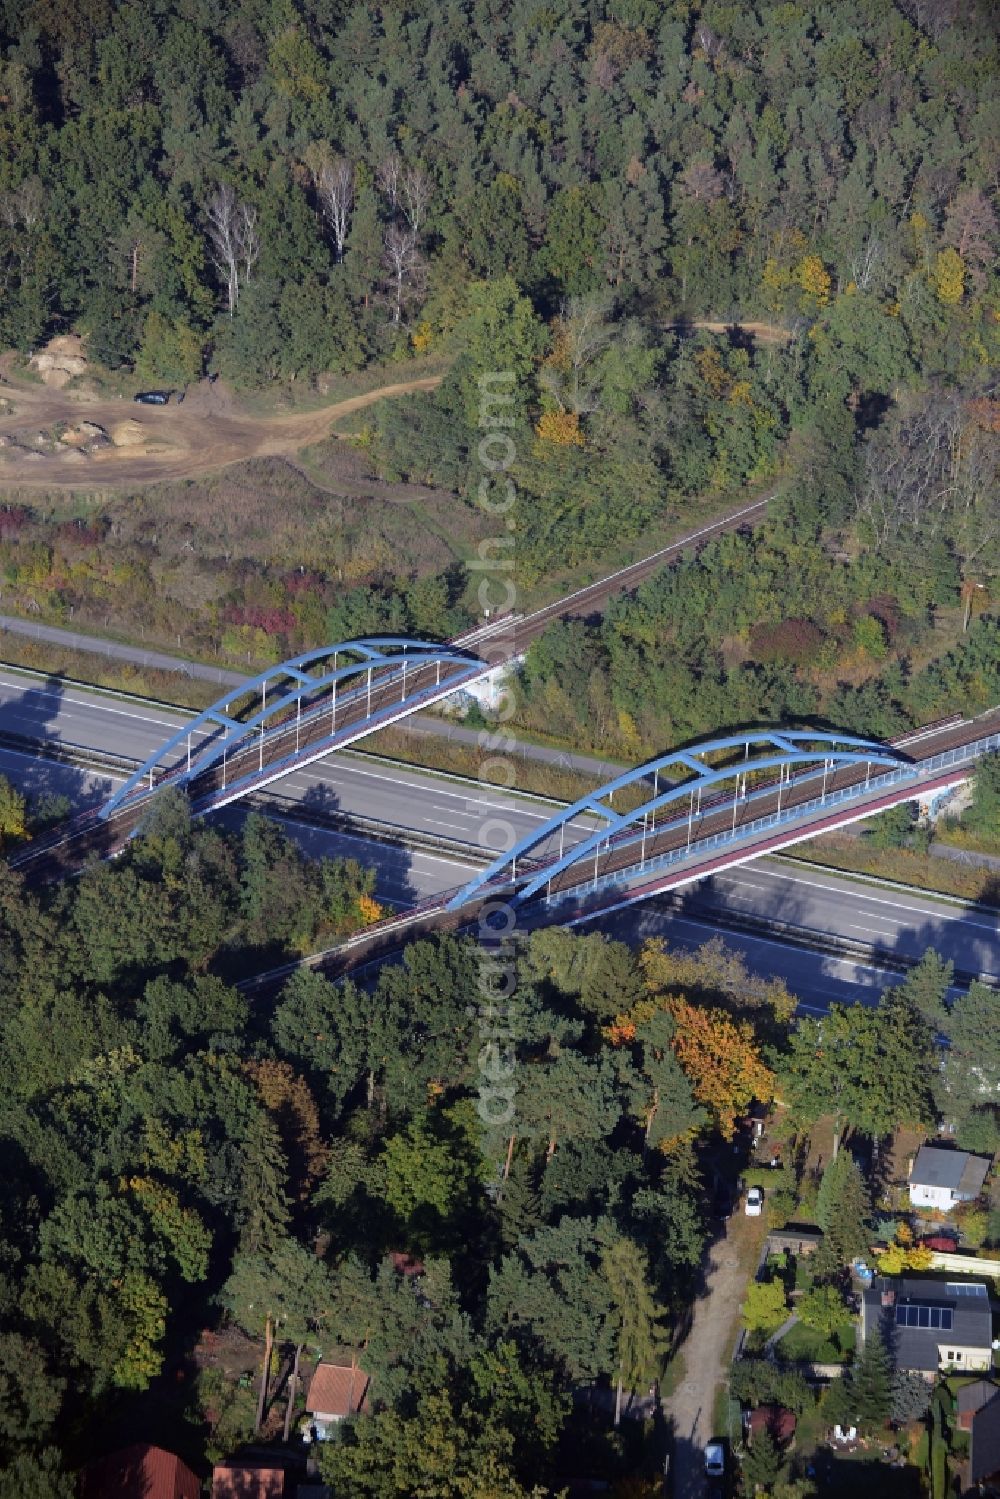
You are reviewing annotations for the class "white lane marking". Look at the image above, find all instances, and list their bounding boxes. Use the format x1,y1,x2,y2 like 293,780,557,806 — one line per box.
0,678,601,830
246,811,478,872
0,678,192,731
276,757,598,830
0,743,124,779
748,864,1000,935
711,876,771,894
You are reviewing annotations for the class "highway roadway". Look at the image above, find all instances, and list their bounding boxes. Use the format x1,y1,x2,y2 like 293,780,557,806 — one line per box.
1,670,997,1012
0,668,602,863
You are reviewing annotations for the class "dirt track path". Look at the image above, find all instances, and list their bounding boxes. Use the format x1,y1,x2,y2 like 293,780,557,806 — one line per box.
668,319,794,345
0,371,442,489
662,1209,767,1499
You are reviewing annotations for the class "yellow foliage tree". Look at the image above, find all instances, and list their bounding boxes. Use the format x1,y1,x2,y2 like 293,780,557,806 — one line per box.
795,254,832,307
246,1059,328,1199
617,708,642,752
934,247,966,304
535,408,584,445
666,994,774,1139
0,775,26,847
410,320,433,354
357,892,384,925
874,1241,934,1275
761,256,791,310
640,936,796,1023
693,345,730,398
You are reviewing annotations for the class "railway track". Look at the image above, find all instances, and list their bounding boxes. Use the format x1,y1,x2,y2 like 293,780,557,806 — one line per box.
7,497,777,880
237,709,1000,996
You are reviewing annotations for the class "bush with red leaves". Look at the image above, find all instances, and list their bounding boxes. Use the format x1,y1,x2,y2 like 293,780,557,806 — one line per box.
862,595,900,642
749,617,825,665
56,519,101,547
0,506,30,539
224,604,297,634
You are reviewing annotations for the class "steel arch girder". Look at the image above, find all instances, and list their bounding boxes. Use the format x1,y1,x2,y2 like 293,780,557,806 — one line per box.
100,637,482,820
446,733,916,910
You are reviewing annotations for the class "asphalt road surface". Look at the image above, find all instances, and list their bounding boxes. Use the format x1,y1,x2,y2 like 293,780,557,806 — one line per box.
2,670,997,1012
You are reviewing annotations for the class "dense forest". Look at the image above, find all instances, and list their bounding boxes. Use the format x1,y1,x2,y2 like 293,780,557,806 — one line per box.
2,791,998,1493
0,0,996,716
1,0,999,1491
519,496,1000,754
2,0,997,380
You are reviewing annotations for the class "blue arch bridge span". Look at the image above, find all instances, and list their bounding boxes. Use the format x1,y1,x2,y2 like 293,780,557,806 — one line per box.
99,635,496,822
242,713,999,990
446,728,922,912
22,628,993,925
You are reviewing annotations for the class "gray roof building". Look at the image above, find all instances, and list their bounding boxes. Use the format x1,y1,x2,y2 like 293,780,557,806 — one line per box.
909,1145,990,1198
970,1391,1000,1489
958,1377,999,1428
861,1276,994,1375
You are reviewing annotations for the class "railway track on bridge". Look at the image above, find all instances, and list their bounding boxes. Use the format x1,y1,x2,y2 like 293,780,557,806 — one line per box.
233,709,1000,996
5,495,780,882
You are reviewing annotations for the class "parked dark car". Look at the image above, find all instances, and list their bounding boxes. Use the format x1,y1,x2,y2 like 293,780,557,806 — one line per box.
133,390,171,405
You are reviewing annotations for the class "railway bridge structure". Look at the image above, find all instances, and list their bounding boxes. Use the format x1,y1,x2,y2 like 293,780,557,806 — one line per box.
11,625,1000,963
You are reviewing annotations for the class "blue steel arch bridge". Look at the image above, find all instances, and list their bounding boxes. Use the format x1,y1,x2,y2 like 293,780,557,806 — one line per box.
87,636,998,931
100,635,492,821
445,727,920,913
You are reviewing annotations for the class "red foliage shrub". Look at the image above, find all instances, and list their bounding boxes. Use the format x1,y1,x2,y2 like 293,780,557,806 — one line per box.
224,604,297,634
0,506,30,538
863,595,900,641
283,568,324,595
749,617,825,665
56,519,101,547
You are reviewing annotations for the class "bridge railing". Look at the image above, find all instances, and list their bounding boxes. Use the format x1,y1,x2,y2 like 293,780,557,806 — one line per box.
538,727,1000,910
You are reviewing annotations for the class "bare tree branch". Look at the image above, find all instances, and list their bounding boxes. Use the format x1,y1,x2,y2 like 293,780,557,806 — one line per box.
377,153,401,212
381,223,421,324
400,165,432,236
206,184,242,316
317,157,354,262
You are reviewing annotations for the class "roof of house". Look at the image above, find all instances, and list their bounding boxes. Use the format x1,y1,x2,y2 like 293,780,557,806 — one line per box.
920,1235,960,1252
958,1379,999,1418
909,1146,990,1197
306,1362,370,1418
389,1250,425,1278
211,1464,285,1499
863,1277,994,1373
80,1444,200,1499
747,1405,797,1444
971,1392,1000,1483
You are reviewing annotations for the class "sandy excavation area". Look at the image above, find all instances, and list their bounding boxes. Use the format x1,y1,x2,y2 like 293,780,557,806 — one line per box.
0,350,441,489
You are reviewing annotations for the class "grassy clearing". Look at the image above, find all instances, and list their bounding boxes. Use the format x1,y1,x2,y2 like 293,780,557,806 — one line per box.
0,637,218,713
785,834,1000,907
775,1320,855,1363
933,820,1000,858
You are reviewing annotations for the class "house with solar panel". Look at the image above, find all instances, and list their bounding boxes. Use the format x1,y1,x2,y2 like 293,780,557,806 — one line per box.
861,1277,995,1379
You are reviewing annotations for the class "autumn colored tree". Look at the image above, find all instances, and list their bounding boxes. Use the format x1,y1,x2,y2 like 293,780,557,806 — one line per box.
0,775,26,846
245,1059,328,1202
640,937,796,1022
933,248,965,305
665,996,773,1138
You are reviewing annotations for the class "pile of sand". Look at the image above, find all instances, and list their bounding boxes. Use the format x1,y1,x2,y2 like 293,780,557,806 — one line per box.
29,333,88,388
110,419,147,447
61,420,108,448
